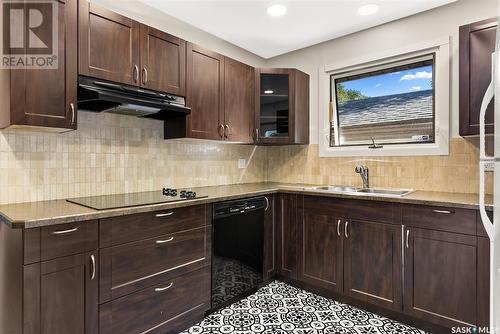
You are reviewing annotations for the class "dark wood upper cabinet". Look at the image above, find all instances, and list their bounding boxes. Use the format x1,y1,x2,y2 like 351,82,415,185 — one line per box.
223,57,255,143
459,18,497,136
78,1,140,86
300,205,343,293
185,43,225,140
343,219,402,311
255,68,309,145
1,0,78,131
140,25,186,96
404,227,478,328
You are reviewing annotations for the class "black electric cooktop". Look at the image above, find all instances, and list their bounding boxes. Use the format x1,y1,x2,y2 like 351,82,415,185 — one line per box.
67,188,207,210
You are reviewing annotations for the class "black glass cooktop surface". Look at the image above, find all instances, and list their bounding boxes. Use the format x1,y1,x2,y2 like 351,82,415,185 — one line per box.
67,189,206,210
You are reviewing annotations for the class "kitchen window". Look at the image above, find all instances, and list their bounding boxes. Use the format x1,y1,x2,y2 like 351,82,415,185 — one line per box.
319,38,450,157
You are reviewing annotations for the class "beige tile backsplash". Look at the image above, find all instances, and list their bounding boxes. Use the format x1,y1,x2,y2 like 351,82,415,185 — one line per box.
266,138,493,195
0,112,492,205
0,112,267,205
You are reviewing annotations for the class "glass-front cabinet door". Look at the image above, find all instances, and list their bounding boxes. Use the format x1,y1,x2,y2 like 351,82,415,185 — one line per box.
255,69,294,144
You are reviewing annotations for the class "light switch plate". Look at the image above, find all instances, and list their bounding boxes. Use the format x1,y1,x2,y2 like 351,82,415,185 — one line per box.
238,158,246,169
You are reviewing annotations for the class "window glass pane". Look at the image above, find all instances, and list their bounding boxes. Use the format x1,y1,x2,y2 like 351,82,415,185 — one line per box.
260,74,289,138
330,57,434,147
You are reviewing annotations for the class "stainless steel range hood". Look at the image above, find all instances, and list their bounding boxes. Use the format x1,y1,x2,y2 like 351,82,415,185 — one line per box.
77,76,190,118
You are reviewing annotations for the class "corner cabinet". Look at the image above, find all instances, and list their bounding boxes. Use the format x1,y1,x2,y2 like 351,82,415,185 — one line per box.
255,68,309,145
459,18,497,136
1,0,78,131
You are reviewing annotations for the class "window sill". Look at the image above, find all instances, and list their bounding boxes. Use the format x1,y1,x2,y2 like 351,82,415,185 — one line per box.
318,141,448,157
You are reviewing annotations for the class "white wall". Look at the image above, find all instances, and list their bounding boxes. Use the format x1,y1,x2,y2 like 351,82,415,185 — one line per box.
266,0,497,143
90,0,267,68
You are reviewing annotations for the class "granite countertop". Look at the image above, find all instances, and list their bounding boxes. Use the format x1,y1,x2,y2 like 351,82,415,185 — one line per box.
0,182,493,229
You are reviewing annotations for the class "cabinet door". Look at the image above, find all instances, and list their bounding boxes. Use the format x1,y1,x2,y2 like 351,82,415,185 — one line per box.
223,57,254,142
186,43,224,140
404,227,477,328
140,25,186,96
24,252,98,334
277,193,299,279
10,0,77,130
344,220,402,311
300,210,343,293
255,68,294,144
78,0,140,85
459,18,496,136
263,195,276,280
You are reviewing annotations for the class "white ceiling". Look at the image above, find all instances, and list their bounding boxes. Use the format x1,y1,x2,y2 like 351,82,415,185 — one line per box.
139,0,456,59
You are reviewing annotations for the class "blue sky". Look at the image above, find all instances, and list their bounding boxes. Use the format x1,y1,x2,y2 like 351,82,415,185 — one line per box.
339,65,433,98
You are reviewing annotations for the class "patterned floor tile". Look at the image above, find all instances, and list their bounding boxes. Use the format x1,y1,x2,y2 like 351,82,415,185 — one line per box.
180,281,427,334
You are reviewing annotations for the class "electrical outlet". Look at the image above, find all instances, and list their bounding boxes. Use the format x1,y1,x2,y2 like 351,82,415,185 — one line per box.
238,158,246,169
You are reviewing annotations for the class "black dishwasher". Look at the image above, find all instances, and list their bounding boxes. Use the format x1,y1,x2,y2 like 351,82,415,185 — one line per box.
211,197,265,310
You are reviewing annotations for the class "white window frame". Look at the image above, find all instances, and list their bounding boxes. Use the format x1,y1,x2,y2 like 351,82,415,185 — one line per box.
318,36,450,157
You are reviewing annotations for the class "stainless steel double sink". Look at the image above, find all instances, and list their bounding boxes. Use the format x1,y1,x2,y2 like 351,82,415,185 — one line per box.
304,185,413,197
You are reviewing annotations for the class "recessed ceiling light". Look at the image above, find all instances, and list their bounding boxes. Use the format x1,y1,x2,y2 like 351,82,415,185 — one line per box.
358,4,379,16
264,90,274,94
267,4,287,17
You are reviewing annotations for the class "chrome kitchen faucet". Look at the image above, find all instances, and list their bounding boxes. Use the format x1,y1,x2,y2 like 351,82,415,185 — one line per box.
355,165,369,189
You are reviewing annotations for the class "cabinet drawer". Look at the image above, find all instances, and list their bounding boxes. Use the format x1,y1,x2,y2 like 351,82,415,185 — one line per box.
402,205,476,235
100,226,210,302
99,267,210,334
39,221,98,262
99,205,206,248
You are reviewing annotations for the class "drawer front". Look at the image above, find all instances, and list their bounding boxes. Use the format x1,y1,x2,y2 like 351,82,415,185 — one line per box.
99,267,210,334
100,226,210,301
304,196,398,224
40,221,98,262
402,205,476,235
100,205,206,247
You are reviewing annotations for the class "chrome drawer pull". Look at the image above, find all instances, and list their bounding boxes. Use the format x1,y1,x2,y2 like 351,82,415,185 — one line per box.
406,229,410,249
264,197,269,211
344,221,349,238
52,227,78,235
155,212,174,218
337,219,341,237
90,254,96,280
155,282,173,292
432,209,453,214
156,237,174,244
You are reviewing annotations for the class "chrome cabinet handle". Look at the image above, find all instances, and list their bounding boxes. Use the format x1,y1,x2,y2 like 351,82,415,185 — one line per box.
155,212,174,218
224,124,230,138
156,237,174,244
52,227,78,235
142,67,148,84
90,254,96,280
70,103,75,125
264,197,269,211
155,282,173,292
432,209,453,214
344,221,349,238
337,219,341,237
406,229,410,249
133,65,139,82
218,124,224,138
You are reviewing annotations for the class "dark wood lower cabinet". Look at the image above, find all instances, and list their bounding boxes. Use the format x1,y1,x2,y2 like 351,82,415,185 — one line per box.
300,209,343,293
277,193,300,279
264,195,277,280
404,227,478,328
344,220,402,311
99,267,210,334
24,251,98,334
